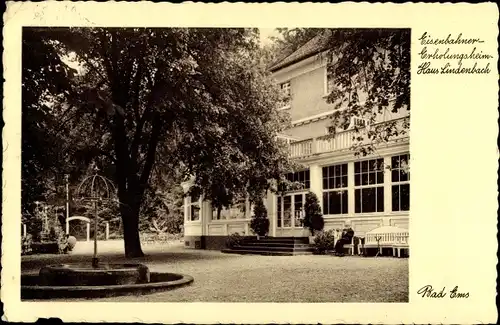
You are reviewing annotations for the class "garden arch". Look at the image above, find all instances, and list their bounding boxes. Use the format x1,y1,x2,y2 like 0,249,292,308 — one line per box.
67,216,91,241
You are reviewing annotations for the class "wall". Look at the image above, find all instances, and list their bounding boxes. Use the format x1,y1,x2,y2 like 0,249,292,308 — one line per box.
274,54,410,141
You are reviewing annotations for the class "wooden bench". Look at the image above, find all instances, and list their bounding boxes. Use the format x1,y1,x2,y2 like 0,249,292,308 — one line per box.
365,226,409,257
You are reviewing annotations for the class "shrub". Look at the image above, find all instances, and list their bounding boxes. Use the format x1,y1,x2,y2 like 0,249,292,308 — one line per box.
22,234,33,255
48,227,58,241
225,232,243,248
27,218,43,242
314,230,336,254
303,192,324,235
47,225,75,254
250,199,270,237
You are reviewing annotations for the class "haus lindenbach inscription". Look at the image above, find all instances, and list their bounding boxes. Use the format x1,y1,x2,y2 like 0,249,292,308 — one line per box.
417,32,493,75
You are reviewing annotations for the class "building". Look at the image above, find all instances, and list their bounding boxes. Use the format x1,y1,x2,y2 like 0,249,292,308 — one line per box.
183,32,410,250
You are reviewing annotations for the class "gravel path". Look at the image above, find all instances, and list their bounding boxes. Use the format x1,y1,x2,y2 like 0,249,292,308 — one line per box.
22,240,408,302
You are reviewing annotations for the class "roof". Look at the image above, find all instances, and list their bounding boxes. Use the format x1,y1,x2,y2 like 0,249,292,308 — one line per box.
268,31,331,72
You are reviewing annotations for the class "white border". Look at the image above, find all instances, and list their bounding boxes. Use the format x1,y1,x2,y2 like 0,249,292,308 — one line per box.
3,2,498,324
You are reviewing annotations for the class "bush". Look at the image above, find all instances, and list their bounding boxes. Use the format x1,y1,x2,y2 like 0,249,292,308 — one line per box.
303,192,324,235
225,232,243,248
22,234,33,255
48,227,58,241
48,225,75,254
27,218,43,242
108,232,123,240
250,199,270,236
314,230,336,254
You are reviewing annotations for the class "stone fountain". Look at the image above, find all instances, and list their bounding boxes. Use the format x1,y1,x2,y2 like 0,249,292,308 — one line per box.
21,169,193,300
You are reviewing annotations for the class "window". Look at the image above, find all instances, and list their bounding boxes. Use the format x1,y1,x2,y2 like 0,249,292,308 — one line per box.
354,158,384,213
284,170,310,190
277,192,307,228
283,196,292,227
322,164,348,215
391,154,410,212
212,197,246,220
279,82,291,110
277,196,282,227
325,68,335,96
293,194,303,227
187,193,200,221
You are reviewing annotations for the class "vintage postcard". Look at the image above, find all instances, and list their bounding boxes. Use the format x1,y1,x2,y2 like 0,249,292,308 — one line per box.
2,2,498,324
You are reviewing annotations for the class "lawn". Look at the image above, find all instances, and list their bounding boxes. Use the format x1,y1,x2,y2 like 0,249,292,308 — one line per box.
22,240,408,302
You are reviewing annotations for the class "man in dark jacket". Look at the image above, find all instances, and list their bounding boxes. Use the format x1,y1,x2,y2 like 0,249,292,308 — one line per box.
335,222,354,256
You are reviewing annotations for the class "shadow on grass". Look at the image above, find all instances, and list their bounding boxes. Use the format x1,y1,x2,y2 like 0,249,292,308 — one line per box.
22,248,234,274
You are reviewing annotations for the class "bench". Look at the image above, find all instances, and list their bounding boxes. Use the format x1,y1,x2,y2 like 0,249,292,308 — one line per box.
364,226,409,257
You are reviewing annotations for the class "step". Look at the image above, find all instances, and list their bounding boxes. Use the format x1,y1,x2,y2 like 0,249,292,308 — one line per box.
243,236,308,241
241,242,304,247
239,242,313,249
221,249,313,256
234,245,314,252
242,238,309,244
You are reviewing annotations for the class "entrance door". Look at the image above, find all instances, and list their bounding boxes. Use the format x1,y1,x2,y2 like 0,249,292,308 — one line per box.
276,192,308,237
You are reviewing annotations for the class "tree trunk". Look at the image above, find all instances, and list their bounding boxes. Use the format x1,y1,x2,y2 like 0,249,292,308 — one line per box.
121,205,144,258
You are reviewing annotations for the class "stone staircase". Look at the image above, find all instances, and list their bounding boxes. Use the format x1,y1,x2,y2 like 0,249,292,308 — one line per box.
221,237,314,256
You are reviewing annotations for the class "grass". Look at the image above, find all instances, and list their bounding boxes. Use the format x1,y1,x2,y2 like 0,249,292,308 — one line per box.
22,240,408,302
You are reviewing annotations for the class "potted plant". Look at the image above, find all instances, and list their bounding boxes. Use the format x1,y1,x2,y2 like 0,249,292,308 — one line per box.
250,198,270,240
303,192,324,244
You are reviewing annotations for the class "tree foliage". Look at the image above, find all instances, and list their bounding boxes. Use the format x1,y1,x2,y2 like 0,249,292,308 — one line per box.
22,27,293,257
324,28,410,157
21,28,78,213
270,28,322,65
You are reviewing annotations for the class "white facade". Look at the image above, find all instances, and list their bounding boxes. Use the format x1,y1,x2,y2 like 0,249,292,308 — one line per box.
183,46,409,244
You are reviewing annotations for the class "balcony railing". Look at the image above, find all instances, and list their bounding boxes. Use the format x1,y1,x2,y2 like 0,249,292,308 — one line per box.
288,117,409,159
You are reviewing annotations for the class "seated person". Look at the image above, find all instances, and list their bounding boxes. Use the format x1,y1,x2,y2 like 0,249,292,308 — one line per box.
334,222,354,256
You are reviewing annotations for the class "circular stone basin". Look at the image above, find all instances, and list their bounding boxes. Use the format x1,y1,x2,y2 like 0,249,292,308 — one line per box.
39,263,150,286
22,269,194,300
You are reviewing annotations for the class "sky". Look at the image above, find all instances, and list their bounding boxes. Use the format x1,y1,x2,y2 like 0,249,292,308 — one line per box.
259,28,280,46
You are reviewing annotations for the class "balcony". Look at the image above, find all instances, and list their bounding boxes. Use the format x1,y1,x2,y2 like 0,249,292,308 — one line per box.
287,117,409,159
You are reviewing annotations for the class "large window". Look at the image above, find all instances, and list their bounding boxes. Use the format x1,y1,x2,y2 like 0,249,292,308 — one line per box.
277,193,306,228
211,198,246,220
354,158,384,213
285,169,310,190
391,154,410,212
322,164,348,215
187,193,200,221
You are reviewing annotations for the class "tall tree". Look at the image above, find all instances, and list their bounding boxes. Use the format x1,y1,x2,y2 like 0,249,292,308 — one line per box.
21,28,78,214
23,27,293,257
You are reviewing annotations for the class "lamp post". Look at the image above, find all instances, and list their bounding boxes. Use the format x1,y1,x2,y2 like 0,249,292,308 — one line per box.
65,174,70,234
